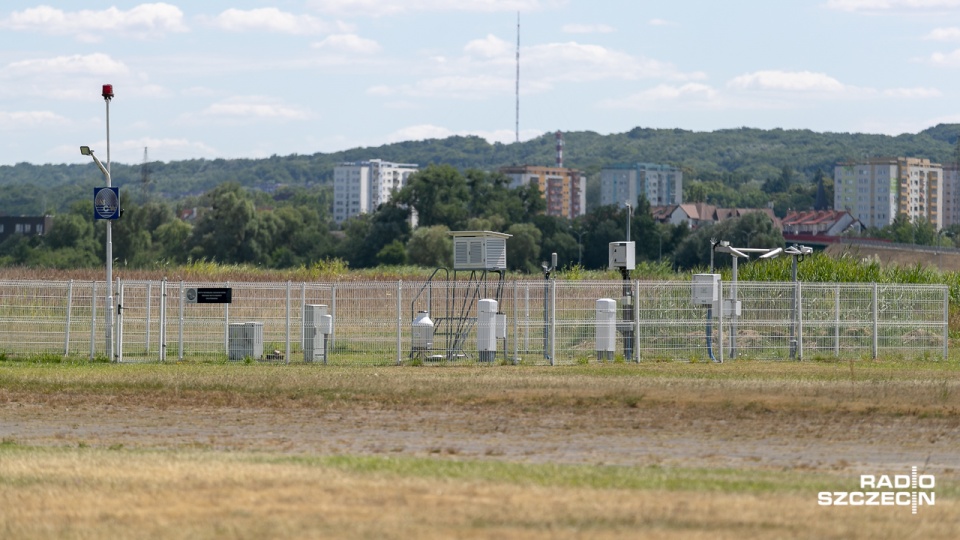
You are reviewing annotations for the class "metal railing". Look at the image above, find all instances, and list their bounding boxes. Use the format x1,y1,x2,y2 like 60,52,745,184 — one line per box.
0,279,947,365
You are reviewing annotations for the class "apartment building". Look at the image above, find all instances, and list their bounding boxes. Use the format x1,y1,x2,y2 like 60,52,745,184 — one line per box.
834,157,942,230
0,215,53,242
600,163,683,207
333,159,418,224
499,165,586,219
943,165,960,227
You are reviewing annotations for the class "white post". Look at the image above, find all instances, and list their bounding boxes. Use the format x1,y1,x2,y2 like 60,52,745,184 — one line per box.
145,281,152,354
396,281,403,365
104,88,114,363
872,282,878,359
64,280,73,357
944,286,949,360
160,278,167,362
633,279,640,362
717,280,724,364
549,280,556,365
179,280,185,362
90,280,96,360
115,278,123,362
286,281,291,365
834,284,840,357
796,281,803,361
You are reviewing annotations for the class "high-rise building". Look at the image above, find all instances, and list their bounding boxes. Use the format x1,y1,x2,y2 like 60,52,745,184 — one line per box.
833,157,942,230
942,165,960,228
499,165,585,218
600,163,682,207
333,159,418,224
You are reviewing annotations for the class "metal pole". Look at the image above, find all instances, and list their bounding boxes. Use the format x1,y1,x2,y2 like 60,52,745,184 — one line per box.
145,282,152,354
330,285,337,350
104,91,114,363
796,281,803,361
64,280,73,357
717,280,724,363
549,279,556,365
178,280,185,362
834,284,840,357
224,281,230,353
790,255,798,359
633,279,640,362
944,285,950,360
90,280,96,360
872,282,878,360
116,278,123,362
396,281,403,365
160,278,167,362
286,281,291,365
730,255,738,358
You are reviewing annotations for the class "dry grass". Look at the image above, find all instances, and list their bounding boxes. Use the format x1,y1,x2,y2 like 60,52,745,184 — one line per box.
2,362,960,539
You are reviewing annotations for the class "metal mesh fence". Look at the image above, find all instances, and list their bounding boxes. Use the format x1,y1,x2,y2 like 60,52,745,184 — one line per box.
0,278,947,364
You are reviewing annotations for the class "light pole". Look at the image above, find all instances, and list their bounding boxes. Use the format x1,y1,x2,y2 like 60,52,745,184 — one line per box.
574,228,586,266
82,146,114,361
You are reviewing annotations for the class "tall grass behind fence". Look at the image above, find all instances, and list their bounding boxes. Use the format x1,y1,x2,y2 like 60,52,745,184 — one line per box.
0,279,947,364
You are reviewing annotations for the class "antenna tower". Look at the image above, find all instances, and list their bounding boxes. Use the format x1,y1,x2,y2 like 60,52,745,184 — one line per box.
515,12,520,144
141,147,150,198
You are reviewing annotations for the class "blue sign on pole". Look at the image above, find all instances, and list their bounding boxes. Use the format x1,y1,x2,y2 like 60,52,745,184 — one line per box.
93,187,120,220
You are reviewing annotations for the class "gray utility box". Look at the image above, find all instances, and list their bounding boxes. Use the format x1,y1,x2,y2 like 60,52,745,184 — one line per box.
304,304,332,363
228,322,264,361
608,241,635,270
692,274,720,305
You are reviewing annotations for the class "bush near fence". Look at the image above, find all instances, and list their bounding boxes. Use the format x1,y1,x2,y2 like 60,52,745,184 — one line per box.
0,279,947,365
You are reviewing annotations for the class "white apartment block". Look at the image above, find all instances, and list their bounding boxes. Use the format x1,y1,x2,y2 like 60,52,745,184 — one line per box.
600,163,683,207
333,159,418,224
833,157,942,231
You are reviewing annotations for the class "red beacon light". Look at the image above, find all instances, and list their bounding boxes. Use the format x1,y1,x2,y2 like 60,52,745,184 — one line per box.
102,84,114,100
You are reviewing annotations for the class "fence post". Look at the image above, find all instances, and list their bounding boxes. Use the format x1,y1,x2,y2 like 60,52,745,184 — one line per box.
872,282,878,359
145,281,152,355
834,284,840,357
179,280,185,362
224,281,230,357
633,280,640,362
513,280,519,364
64,280,73,357
331,284,337,350
718,280,724,364
116,278,123,363
90,281,97,360
797,281,803,361
944,285,950,360
286,281,292,365
397,280,403,365
524,284,529,354
160,278,167,362
300,283,306,352
552,280,557,363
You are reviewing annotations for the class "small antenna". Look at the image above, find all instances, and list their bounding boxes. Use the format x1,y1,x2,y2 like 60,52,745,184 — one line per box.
515,11,520,144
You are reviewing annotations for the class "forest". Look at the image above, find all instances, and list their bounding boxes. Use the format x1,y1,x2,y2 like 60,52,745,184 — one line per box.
1,124,959,273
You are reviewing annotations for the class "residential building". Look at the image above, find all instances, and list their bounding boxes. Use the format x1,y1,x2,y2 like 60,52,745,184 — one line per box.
600,163,683,207
499,165,585,218
833,157,942,230
943,165,960,227
333,159,418,224
0,215,53,242
653,203,781,231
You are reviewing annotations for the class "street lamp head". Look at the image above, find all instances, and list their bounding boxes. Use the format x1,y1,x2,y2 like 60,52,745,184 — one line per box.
102,84,114,100
80,146,92,156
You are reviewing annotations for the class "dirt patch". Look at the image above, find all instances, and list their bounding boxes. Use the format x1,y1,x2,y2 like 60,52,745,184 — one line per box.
3,394,958,477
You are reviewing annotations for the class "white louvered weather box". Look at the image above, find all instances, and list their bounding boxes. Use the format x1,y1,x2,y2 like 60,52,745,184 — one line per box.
449,231,511,271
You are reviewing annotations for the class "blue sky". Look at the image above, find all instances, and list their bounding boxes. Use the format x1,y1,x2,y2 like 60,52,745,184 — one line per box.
2,0,960,166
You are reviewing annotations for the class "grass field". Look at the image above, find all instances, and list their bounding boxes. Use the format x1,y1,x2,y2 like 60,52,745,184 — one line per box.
1,360,959,539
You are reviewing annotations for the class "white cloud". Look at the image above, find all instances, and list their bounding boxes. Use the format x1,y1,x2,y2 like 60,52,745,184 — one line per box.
201,97,311,120
371,75,515,100
882,87,942,97
211,8,336,35
0,3,187,41
648,18,674,26
386,124,540,145
307,0,556,17
561,23,615,34
824,0,960,12
0,110,69,128
728,70,847,92
930,49,960,65
464,35,513,58
312,34,381,53
924,27,960,40
598,83,719,110
6,54,129,76
524,42,701,83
